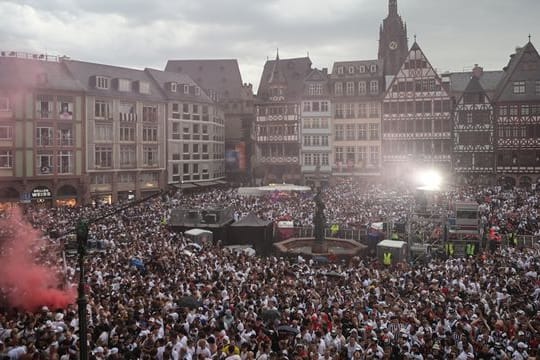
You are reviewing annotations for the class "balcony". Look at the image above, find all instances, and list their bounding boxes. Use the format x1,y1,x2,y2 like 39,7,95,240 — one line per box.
36,137,53,147
119,112,137,122
259,156,299,164
58,137,74,147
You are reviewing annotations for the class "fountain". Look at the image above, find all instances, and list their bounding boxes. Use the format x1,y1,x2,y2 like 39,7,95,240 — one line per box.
273,166,366,259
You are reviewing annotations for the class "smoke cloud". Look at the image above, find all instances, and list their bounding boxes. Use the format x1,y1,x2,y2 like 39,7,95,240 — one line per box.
0,208,75,311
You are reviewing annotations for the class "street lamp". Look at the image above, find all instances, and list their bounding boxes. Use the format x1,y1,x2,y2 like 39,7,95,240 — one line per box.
76,219,89,360
66,187,176,359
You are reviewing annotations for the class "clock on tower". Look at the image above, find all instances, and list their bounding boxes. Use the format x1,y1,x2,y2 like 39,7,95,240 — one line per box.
389,41,398,50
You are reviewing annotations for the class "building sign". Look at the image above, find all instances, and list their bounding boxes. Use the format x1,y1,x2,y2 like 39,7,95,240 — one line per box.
20,193,32,203
31,187,52,199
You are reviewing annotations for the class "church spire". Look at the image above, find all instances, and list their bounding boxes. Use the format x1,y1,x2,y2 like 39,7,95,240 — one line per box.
389,0,398,16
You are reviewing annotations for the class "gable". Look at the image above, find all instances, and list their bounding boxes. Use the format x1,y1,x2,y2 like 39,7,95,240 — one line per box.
494,43,540,103
384,43,451,102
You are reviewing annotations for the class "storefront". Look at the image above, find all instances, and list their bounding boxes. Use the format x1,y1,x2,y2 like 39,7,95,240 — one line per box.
0,187,20,211
118,191,136,202
31,186,53,207
91,193,112,206
55,184,79,207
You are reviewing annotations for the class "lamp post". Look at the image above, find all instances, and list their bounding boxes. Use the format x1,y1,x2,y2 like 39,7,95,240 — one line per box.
76,219,89,360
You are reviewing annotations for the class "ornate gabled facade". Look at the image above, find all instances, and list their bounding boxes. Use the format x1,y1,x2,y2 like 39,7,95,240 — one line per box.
493,41,540,187
453,73,495,182
300,68,332,184
378,0,409,76
253,54,312,184
382,42,453,176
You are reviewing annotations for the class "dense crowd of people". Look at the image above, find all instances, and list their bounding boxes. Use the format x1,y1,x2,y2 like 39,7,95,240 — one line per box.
0,180,539,359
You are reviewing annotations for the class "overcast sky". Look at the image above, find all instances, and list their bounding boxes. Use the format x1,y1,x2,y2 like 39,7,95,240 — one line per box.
0,0,538,90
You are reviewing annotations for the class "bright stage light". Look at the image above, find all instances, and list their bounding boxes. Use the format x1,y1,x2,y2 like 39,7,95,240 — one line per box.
416,169,442,190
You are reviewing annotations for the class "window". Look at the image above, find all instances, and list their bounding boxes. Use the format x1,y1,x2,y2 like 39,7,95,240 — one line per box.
335,103,344,118
358,103,367,118
370,64,377,73
304,153,312,166
304,136,311,146
143,105,158,122
142,127,158,142
370,146,379,166
513,81,526,94
91,174,112,185
95,124,113,141
138,81,150,94
312,102,320,112
322,153,329,166
118,173,135,183
334,147,344,163
321,118,329,129
321,136,329,146
303,102,311,112
0,96,10,111
57,98,74,120
345,104,355,118
334,83,343,96
120,146,136,167
95,100,111,119
369,103,379,118
95,146,112,168
143,146,158,166
370,80,379,94
119,126,135,141
170,83,177,92
195,87,201,96
346,82,355,96
312,136,320,146
184,85,190,94
510,105,518,116
358,82,366,95
346,146,355,163
346,124,355,140
172,103,181,119
96,76,109,90
0,150,13,168
37,152,54,174
58,127,73,146
119,102,136,122
499,105,508,116
202,105,209,121
348,66,355,74
308,84,323,96
58,151,73,174
36,127,53,146
357,124,367,140
335,125,344,141
357,146,366,163
369,124,379,140
182,104,190,119
192,104,200,120
0,126,13,140
321,101,329,112
337,66,344,75
359,65,366,73
117,79,131,92
36,96,53,119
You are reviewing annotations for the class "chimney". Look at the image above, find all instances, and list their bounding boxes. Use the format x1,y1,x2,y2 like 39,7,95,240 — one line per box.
472,64,483,79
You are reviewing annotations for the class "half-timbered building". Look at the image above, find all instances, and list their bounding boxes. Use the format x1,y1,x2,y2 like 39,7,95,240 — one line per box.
493,41,540,188
382,42,453,177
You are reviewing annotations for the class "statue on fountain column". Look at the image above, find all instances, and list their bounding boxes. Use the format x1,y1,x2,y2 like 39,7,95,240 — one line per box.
313,187,326,245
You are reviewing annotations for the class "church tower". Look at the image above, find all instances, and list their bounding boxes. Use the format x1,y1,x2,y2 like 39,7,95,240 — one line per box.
378,0,408,76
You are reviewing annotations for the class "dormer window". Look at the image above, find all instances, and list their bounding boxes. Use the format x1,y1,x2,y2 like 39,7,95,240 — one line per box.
96,76,110,90
370,64,377,73
170,82,177,92
337,66,344,75
184,85,190,94
117,79,131,92
348,66,355,74
359,65,366,73
195,87,201,96
138,81,150,94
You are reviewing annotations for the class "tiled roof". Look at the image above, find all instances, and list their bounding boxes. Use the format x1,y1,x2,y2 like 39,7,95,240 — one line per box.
256,57,312,101
165,59,247,100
